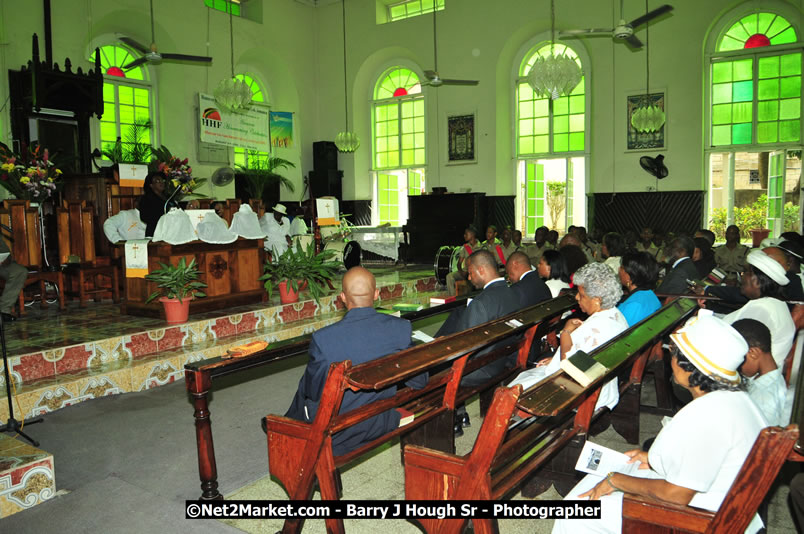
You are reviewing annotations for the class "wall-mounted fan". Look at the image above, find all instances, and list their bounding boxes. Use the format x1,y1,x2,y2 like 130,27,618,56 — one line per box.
119,0,212,70
211,166,235,187
560,0,673,49
423,10,478,87
640,154,668,178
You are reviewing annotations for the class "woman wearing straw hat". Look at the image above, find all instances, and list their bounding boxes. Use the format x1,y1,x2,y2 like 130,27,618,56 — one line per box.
552,315,766,534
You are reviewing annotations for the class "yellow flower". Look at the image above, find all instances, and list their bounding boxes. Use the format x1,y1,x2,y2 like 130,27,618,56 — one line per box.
0,163,14,172
20,177,30,184
47,177,54,183
55,169,62,175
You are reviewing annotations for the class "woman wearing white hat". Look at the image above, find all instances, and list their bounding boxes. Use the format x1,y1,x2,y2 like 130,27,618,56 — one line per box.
721,249,795,368
260,203,292,260
552,315,767,534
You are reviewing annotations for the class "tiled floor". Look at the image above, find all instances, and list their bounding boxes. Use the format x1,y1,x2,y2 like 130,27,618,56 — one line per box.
5,265,435,357
0,434,55,518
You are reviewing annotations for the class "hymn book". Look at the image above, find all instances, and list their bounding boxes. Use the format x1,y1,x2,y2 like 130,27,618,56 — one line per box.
559,350,607,387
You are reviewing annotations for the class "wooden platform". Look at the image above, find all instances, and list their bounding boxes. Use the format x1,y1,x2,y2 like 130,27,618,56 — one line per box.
0,266,438,422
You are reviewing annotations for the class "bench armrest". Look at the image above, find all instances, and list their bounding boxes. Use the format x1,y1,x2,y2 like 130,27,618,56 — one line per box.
622,494,714,533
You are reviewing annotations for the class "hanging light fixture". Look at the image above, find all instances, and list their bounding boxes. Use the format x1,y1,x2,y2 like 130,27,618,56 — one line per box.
631,0,665,133
214,1,252,111
527,0,582,100
335,0,359,152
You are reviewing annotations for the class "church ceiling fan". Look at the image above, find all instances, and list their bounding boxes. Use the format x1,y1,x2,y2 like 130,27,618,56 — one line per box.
559,0,673,49
423,9,478,87
119,0,213,70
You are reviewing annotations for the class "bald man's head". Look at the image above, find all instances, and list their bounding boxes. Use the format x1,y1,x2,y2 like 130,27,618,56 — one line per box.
340,266,378,309
505,251,532,283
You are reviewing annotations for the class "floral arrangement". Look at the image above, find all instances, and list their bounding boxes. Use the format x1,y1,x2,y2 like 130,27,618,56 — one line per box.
0,142,62,202
150,145,206,201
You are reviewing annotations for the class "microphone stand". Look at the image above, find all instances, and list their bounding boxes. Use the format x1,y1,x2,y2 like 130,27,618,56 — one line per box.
163,180,183,215
0,313,43,446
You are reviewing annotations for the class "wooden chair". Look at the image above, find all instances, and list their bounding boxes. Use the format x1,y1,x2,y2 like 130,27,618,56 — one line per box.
402,299,698,534
265,295,576,534
56,200,119,307
622,425,798,534
0,200,65,315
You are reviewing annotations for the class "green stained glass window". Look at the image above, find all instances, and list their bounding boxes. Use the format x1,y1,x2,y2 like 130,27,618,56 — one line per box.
233,74,269,166
204,0,240,16
717,13,797,51
517,44,585,155
372,68,425,170
90,45,152,160
386,0,444,23
234,74,265,103
377,173,398,224
524,161,545,234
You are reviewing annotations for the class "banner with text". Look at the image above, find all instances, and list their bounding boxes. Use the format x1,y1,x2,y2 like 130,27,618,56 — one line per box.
198,93,270,152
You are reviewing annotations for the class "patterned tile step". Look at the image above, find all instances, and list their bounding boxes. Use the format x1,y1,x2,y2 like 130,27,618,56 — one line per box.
0,434,55,518
0,289,447,421
1,276,438,392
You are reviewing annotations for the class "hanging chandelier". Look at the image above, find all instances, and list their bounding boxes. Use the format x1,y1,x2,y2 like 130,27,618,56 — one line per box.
214,1,252,111
631,0,665,133
526,0,582,100
335,0,359,152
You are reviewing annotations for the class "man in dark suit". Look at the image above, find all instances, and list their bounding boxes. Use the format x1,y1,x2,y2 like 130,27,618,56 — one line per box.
505,251,552,308
656,235,698,295
436,249,520,434
282,266,426,456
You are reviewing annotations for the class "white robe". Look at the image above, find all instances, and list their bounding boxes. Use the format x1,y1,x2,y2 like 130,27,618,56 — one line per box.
103,209,146,243
260,214,291,258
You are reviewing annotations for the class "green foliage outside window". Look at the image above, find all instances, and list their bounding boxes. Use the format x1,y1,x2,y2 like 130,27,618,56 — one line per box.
546,181,566,230
709,194,800,239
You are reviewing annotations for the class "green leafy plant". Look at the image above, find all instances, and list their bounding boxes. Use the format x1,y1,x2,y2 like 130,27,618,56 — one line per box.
145,257,207,303
259,241,340,302
710,194,800,240
236,150,296,202
102,118,152,164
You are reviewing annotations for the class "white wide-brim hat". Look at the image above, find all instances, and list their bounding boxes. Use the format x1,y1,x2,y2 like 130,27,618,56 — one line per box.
670,314,748,384
747,249,789,286
273,203,287,215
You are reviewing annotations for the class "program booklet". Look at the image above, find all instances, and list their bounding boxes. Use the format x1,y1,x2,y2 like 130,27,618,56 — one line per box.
574,440,632,477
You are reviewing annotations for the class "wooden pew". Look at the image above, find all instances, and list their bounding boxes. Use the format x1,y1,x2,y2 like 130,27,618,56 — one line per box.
185,297,473,500
622,425,798,534
264,295,576,534
403,298,697,534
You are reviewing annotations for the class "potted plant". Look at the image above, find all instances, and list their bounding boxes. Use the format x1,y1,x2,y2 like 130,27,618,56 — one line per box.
145,257,207,323
260,241,340,304
235,151,296,208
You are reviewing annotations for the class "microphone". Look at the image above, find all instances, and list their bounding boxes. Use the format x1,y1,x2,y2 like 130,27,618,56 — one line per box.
163,182,182,214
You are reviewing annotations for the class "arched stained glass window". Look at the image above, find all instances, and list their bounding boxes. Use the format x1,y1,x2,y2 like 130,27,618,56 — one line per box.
717,12,797,51
374,68,422,100
234,73,264,103
710,12,801,146
233,73,269,168
372,67,425,169
89,44,153,159
516,43,585,155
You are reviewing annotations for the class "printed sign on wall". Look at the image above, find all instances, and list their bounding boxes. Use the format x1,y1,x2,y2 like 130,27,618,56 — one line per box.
198,94,270,152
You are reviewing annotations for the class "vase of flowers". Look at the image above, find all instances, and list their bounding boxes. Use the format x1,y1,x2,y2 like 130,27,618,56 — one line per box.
0,142,62,202
150,145,207,203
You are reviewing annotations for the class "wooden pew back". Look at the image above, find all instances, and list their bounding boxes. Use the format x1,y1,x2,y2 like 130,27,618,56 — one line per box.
56,200,97,264
622,425,798,534
403,298,698,534
265,295,576,533
1,199,42,267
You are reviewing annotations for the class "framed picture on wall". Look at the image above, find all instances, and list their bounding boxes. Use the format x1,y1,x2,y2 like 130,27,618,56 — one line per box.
447,113,476,164
626,91,666,151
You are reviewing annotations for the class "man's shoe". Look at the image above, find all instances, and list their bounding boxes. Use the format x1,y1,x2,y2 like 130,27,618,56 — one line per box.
260,417,267,434
453,421,464,437
461,413,471,428
1,312,17,323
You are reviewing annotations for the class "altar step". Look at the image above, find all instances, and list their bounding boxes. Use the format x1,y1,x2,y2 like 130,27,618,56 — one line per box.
0,275,439,421
0,434,55,518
